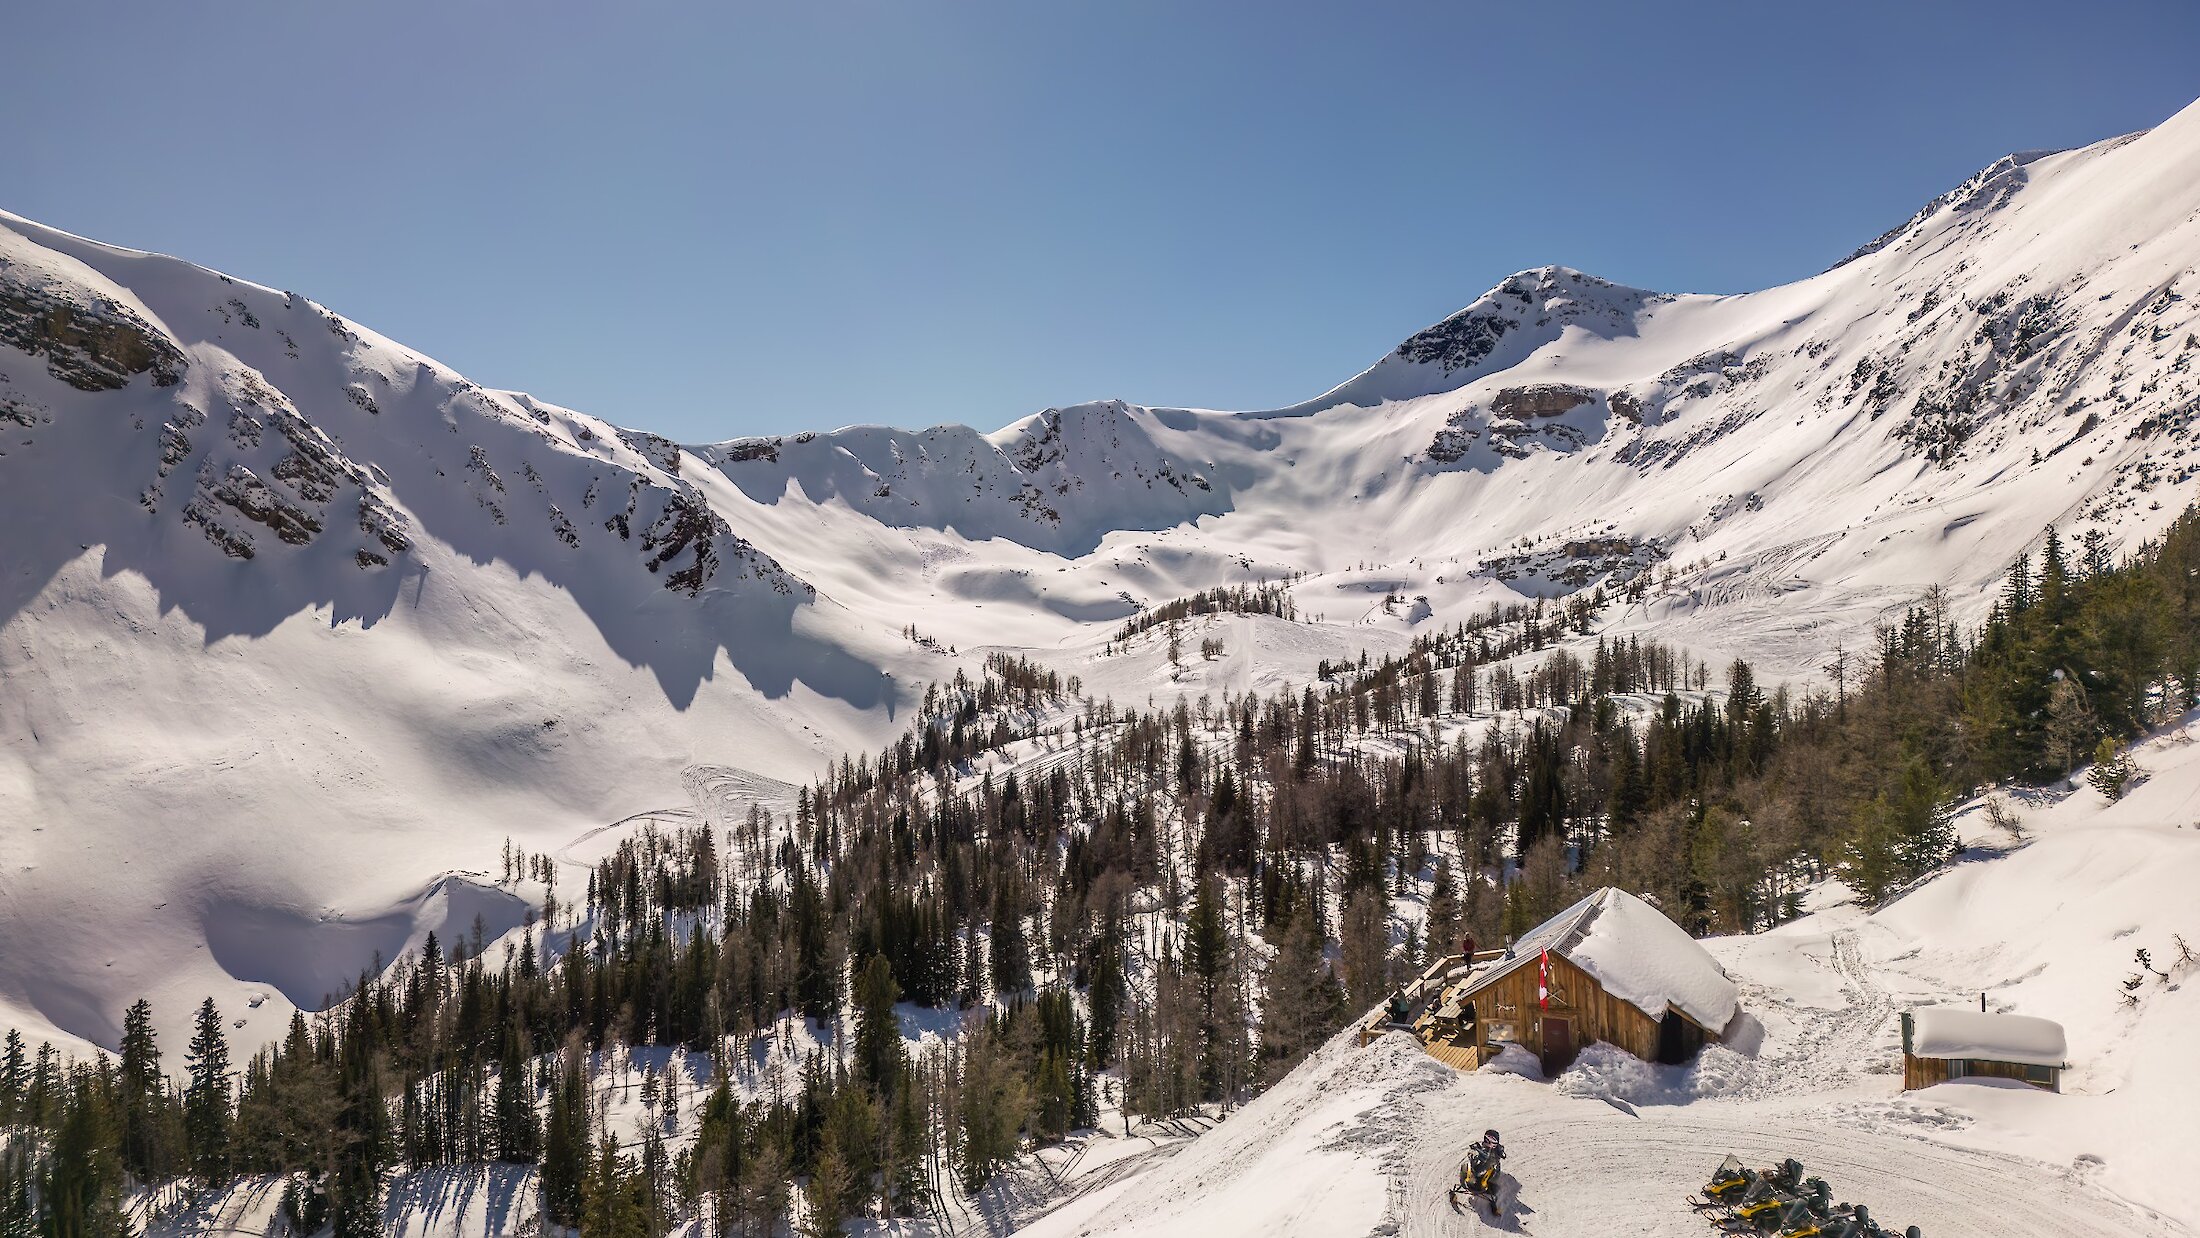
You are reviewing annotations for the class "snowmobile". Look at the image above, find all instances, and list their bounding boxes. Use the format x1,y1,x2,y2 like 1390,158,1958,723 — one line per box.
1699,1154,1754,1204
1447,1129,1506,1218
1690,1155,1808,1214
1839,1212,1922,1238
1712,1178,1802,1232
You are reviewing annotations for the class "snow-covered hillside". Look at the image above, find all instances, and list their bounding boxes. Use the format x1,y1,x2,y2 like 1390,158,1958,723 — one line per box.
1010,716,2200,1238
7,94,2200,1068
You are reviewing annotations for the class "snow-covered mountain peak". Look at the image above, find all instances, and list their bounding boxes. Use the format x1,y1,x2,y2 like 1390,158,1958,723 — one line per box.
1287,264,1680,416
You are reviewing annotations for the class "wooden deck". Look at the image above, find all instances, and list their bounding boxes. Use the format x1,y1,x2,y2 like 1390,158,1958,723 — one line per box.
1421,1038,1481,1072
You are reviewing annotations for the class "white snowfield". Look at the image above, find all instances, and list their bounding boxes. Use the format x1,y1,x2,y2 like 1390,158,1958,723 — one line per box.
1018,719,2200,1238
1907,1008,2068,1067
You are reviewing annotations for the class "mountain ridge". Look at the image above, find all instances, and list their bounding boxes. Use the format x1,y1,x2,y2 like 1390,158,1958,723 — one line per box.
5,97,2200,1056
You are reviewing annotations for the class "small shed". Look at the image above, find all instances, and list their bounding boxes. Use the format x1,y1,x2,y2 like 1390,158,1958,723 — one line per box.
1901,1008,2067,1092
1446,887,1739,1075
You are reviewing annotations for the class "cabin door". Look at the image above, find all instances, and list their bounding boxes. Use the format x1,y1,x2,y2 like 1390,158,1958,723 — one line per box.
1540,1016,1575,1075
1657,1009,1692,1064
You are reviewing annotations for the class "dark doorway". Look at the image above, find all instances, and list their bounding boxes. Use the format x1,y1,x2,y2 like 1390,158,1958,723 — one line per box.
1657,1009,1700,1065
1540,1016,1575,1075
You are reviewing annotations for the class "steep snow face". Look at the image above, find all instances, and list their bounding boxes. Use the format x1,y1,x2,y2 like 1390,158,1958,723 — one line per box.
0,212,915,1054
9,99,2200,1054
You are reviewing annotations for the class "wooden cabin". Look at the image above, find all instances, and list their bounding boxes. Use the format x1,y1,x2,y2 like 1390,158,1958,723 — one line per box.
1901,1008,2066,1092
1416,887,1739,1076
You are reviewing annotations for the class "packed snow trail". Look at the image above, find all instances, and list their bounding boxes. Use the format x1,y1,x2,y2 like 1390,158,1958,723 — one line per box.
1398,1075,2180,1238
1737,929,1896,1100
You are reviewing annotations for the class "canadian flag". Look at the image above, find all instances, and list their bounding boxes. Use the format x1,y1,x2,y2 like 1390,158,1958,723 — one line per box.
1538,949,1550,1009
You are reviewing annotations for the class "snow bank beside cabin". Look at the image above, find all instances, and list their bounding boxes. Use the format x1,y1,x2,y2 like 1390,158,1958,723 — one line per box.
1569,889,1740,1031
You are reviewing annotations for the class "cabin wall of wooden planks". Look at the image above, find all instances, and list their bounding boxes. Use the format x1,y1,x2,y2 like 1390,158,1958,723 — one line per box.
1470,951,1710,1069
1902,1054,2059,1092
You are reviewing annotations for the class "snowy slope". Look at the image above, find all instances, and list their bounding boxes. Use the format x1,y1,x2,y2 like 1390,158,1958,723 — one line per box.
9,97,2200,1059
1015,718,2200,1238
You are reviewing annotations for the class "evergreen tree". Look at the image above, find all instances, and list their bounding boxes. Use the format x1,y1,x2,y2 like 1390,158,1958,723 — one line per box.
988,879,1031,996
116,998,169,1185
581,1132,645,1238
492,1022,538,1164
851,955,904,1100
1083,921,1126,1070
42,1070,131,1238
883,1067,929,1217
182,998,232,1184
2086,737,2134,801
0,1030,24,1126
539,1048,590,1231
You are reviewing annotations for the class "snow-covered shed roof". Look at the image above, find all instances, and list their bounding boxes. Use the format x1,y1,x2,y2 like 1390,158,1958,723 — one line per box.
1908,1008,2067,1067
1454,887,1739,1032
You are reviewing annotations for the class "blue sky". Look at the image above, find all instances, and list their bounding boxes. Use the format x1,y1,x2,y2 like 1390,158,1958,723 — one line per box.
10,2,2198,440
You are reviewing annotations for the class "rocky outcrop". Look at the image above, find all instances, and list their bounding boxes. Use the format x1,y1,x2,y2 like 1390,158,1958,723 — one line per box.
1473,535,1666,594
720,437,780,464
1395,303,1515,374
1491,383,1597,421
0,261,184,391
618,428,684,476
1427,383,1608,464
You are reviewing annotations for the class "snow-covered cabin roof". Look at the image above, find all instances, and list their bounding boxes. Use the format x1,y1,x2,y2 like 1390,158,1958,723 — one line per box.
1454,887,1739,1032
1908,1008,2067,1067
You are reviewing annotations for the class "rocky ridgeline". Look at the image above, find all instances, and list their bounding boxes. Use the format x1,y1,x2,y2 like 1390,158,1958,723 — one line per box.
0,225,803,603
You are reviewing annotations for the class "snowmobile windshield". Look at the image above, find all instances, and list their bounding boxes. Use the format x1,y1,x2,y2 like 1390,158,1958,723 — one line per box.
1740,1178,1783,1205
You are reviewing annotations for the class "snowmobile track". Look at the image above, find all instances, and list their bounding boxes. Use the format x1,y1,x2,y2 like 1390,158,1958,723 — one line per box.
1399,1102,2184,1238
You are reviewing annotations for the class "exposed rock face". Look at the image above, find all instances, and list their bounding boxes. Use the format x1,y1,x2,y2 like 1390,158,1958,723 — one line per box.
721,437,780,463
618,428,684,476
1395,302,1515,374
1426,384,1607,464
0,260,184,391
1491,383,1598,421
1473,535,1666,595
